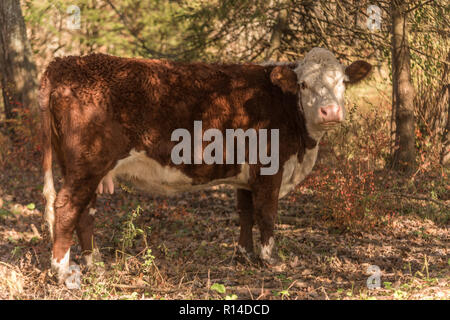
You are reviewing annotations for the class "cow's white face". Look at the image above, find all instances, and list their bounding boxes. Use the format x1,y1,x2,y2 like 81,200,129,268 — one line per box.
270,47,372,141
294,48,371,140
294,48,346,139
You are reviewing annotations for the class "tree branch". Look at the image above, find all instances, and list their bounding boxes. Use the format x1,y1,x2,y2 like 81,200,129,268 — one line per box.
104,0,178,59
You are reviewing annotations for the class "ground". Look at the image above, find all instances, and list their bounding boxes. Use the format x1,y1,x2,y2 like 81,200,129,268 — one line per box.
0,139,448,300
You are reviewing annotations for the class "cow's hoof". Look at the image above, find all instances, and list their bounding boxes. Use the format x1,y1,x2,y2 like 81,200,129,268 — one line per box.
235,251,258,266
65,264,81,290
256,253,280,267
233,245,259,266
83,248,103,269
256,256,286,271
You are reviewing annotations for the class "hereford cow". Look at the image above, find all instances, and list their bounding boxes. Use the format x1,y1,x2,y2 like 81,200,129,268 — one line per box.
39,47,371,285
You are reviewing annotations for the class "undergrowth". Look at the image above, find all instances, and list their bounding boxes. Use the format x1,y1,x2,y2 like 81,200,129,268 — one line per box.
302,102,448,231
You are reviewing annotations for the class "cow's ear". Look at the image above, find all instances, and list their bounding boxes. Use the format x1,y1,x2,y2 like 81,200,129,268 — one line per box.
344,60,372,84
270,66,299,94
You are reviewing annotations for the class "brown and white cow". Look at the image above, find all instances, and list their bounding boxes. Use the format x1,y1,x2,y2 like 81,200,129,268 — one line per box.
39,47,371,284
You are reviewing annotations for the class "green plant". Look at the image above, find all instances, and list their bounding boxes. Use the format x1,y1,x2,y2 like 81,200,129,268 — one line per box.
120,205,144,252
142,248,155,274
210,283,226,294
275,289,290,299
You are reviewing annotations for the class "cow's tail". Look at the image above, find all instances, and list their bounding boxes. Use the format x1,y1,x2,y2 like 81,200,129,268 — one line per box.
39,71,56,242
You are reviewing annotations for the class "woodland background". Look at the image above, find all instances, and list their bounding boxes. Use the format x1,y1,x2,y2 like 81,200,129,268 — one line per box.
0,0,448,300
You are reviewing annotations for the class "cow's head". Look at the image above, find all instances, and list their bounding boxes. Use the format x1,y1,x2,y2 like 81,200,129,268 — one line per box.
271,47,372,140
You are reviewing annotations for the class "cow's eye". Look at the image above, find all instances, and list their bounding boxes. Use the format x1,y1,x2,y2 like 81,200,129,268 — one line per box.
301,82,308,90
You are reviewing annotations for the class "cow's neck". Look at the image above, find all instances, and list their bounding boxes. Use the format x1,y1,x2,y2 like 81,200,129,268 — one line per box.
295,93,320,151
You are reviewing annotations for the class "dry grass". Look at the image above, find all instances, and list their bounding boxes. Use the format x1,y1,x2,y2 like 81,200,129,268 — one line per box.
0,98,448,300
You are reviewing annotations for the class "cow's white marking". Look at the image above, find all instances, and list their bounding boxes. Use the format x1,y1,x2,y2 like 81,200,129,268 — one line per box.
88,208,97,216
294,48,346,139
51,248,70,283
98,149,251,196
279,144,320,198
260,237,275,261
264,48,347,141
43,170,56,241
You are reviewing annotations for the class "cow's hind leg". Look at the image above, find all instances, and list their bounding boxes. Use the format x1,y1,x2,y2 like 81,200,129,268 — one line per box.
76,194,102,267
52,182,97,284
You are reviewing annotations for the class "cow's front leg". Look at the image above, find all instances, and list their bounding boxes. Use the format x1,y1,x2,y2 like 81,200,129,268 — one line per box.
252,174,282,265
236,189,256,263
76,194,101,267
52,184,95,284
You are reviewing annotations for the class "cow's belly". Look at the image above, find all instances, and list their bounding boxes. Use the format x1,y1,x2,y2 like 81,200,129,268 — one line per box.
278,145,319,199
100,149,250,196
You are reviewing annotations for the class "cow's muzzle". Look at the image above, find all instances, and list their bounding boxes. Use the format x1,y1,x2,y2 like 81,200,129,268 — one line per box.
319,104,343,127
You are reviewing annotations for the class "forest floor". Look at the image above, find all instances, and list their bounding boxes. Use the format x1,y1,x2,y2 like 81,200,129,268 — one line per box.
0,137,448,300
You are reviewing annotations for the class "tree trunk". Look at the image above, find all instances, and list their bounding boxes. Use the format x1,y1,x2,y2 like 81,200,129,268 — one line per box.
440,83,450,165
390,1,416,172
0,0,38,124
439,52,449,166
265,4,288,61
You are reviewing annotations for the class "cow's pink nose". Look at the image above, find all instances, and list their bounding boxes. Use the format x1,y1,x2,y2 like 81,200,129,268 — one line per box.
319,105,342,123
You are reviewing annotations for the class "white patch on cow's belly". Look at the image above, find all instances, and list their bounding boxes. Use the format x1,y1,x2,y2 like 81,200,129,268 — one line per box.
279,145,319,199
102,149,250,196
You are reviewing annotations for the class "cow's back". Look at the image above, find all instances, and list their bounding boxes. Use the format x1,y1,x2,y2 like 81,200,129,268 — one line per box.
44,53,304,189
